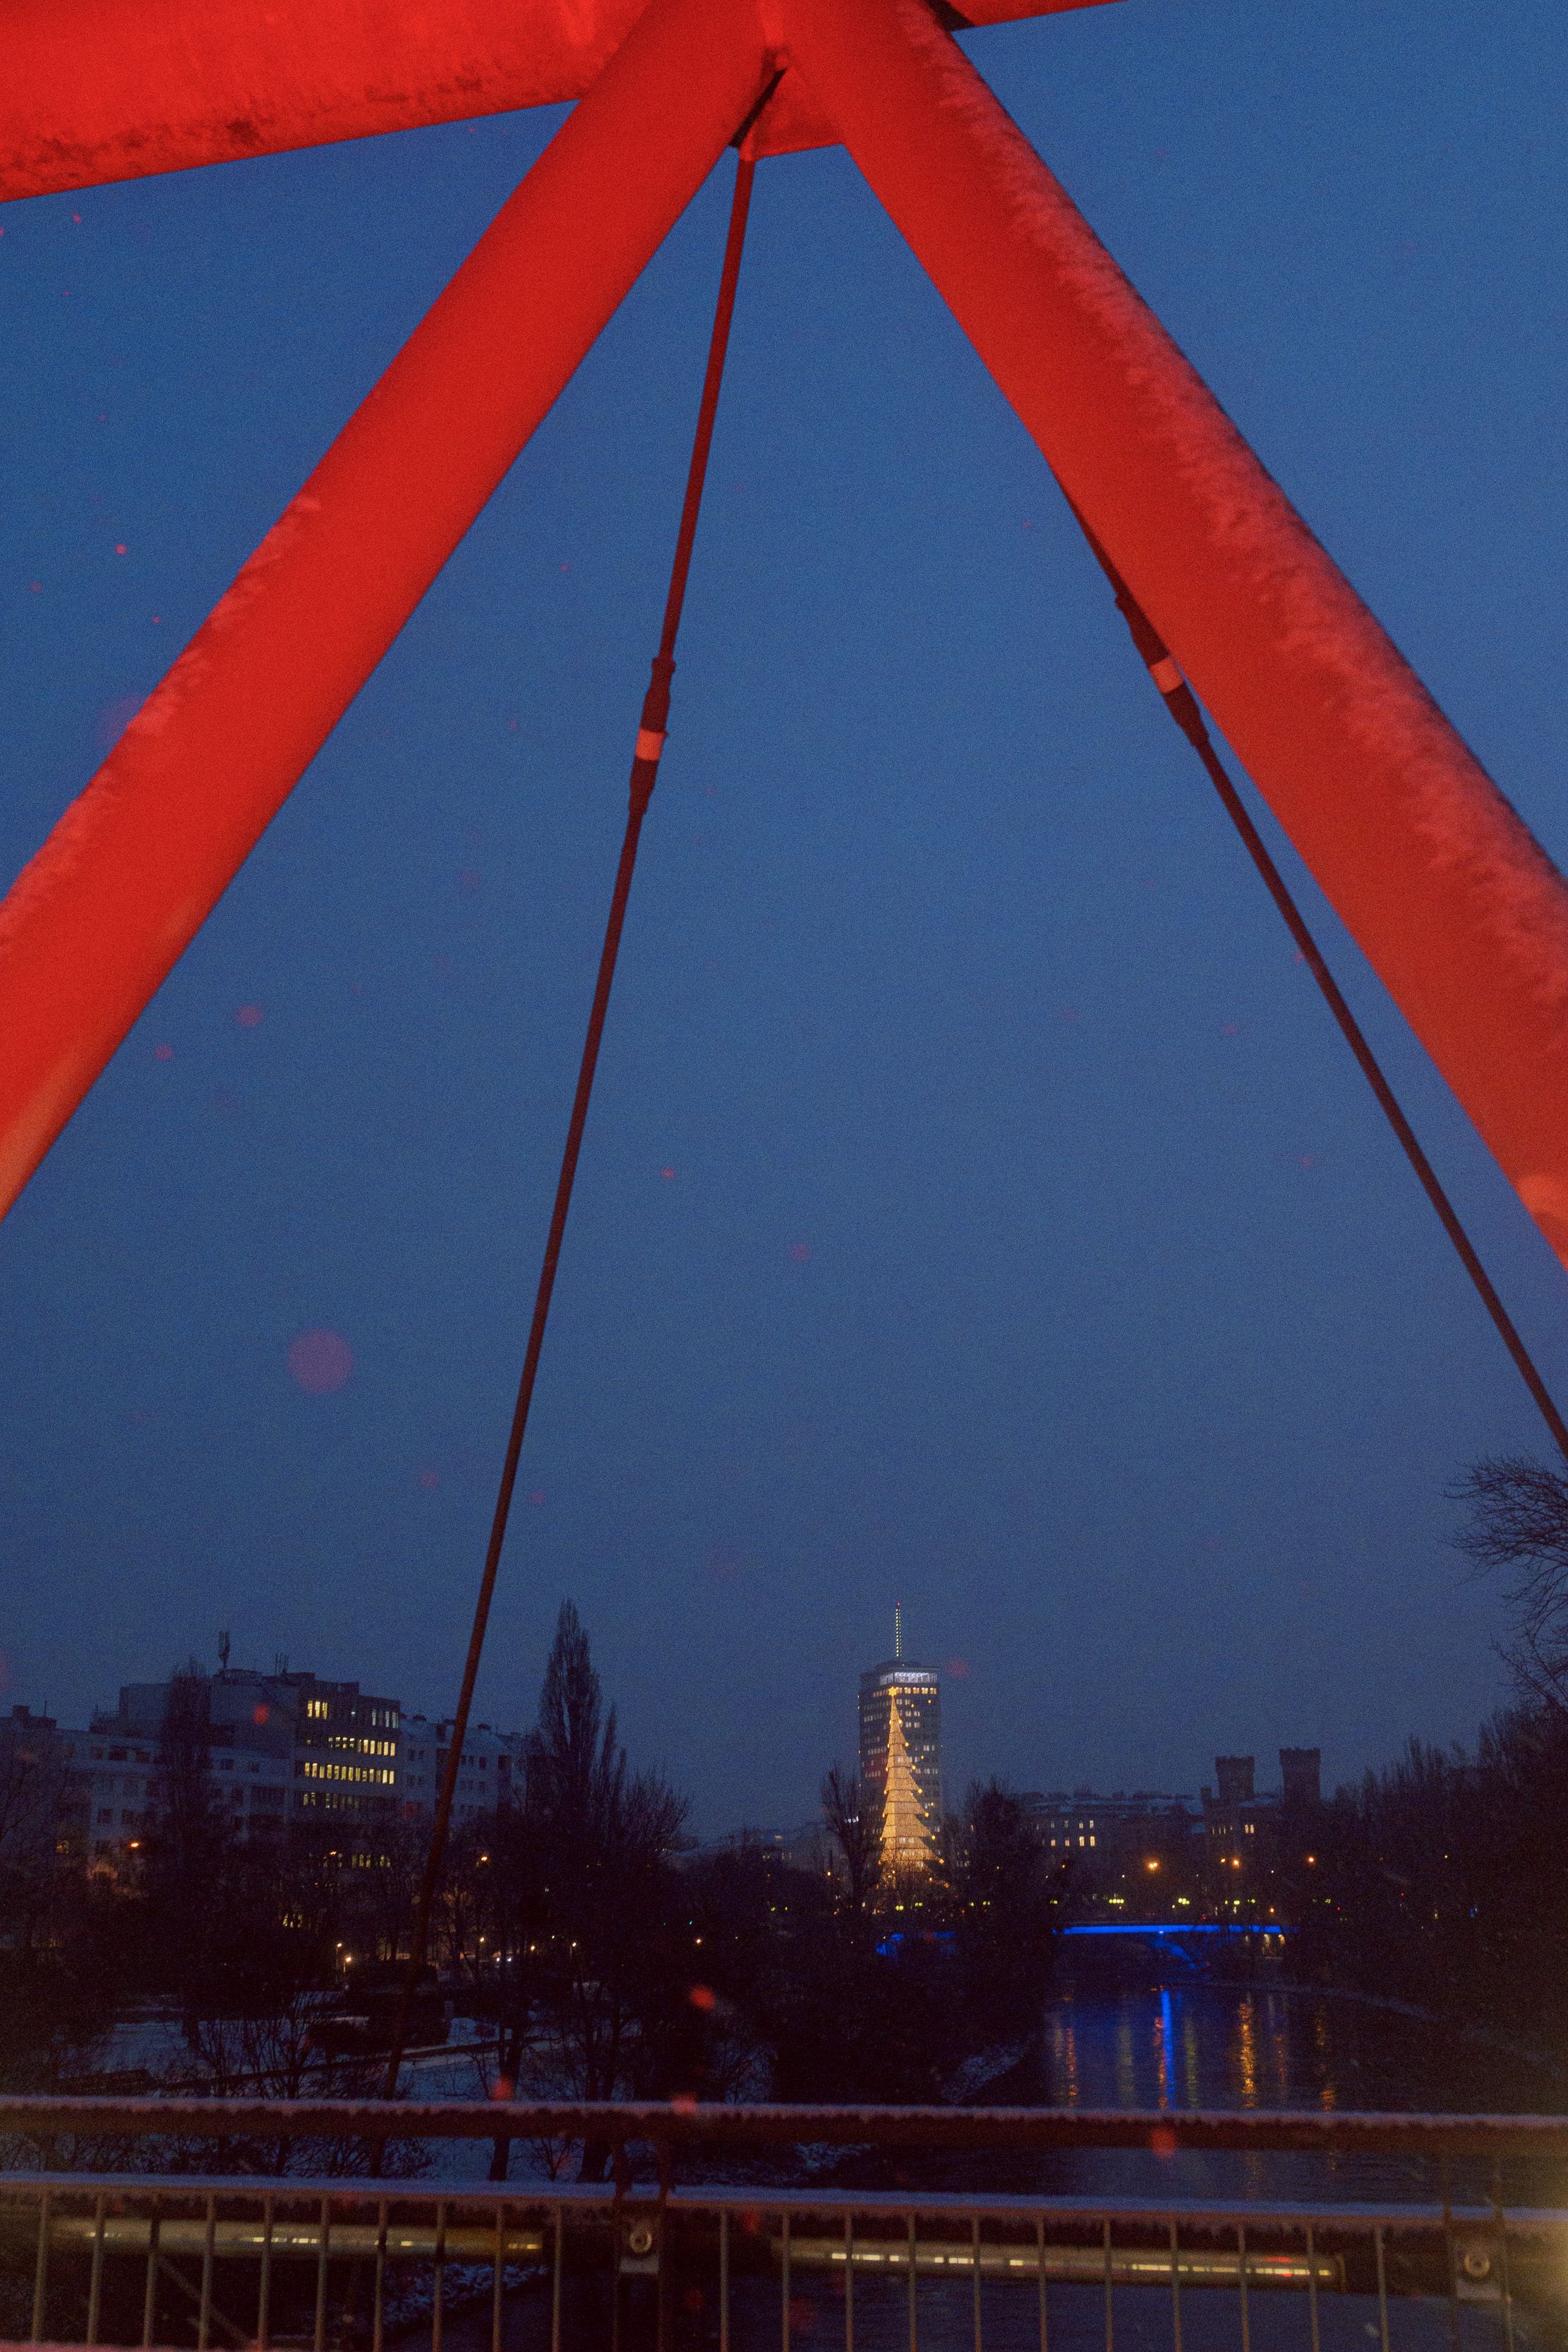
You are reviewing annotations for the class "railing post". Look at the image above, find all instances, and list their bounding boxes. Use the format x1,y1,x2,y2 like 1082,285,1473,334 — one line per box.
910,2212,920,2352
373,2196,387,2352
845,2212,855,2352
198,2192,217,2351
142,2209,161,2348
781,2209,792,2352
31,2185,52,2345
433,2197,448,2352
721,2206,732,2352
86,2193,107,2348
552,2203,564,2352
257,2194,275,2352
1037,2216,1048,2352
314,2197,331,2352
972,2214,982,2352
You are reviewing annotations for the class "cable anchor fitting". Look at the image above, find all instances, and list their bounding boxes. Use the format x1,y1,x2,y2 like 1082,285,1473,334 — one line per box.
629,651,676,816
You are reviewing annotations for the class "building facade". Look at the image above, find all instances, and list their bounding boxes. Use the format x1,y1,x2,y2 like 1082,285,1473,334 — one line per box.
858,1608,942,1873
284,1672,400,1825
61,1657,403,1868
399,1717,524,1823
1200,1747,1322,1910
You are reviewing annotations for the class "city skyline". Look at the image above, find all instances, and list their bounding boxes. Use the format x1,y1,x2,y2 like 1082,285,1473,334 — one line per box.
5,1619,1327,1856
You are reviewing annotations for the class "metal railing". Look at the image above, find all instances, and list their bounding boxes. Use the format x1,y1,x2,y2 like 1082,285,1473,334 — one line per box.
1,2097,1564,2351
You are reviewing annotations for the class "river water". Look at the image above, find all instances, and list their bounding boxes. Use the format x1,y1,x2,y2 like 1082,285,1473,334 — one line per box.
435,1981,1567,2352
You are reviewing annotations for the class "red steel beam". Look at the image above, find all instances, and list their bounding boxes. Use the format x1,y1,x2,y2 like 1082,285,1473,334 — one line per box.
782,0,1568,1274
0,0,771,1219
0,0,1115,197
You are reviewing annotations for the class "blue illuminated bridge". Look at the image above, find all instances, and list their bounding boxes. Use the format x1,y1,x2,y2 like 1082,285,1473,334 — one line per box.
1064,1921,1289,1972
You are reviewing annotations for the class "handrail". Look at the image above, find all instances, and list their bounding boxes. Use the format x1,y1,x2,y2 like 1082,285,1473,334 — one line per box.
0,2172,1563,2232
4,2097,1568,2159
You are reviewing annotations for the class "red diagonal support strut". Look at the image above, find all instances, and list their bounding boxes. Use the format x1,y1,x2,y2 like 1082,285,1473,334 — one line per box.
0,0,772,1219
780,0,1568,1275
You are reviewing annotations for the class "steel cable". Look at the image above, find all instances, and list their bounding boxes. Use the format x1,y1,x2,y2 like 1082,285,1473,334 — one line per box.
376,152,759,2108
1066,507,1568,1464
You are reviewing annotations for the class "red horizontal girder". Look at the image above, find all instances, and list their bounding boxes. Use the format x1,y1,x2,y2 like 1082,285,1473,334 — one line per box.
0,0,1115,194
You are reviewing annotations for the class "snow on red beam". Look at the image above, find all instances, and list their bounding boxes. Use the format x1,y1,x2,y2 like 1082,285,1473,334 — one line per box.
0,0,773,1223
3,2099,1568,2157
778,0,1568,1275
0,0,1118,196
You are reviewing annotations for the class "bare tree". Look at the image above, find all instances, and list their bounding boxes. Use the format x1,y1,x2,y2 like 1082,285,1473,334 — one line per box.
821,1763,883,1923
0,1727,66,1955
488,1603,690,2180
1452,1455,1568,1711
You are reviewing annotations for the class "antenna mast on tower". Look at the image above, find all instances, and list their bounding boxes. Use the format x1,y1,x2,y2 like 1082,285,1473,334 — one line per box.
894,1600,902,1662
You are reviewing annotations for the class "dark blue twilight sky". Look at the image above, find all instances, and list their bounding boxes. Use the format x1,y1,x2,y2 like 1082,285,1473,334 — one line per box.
2,0,1565,1834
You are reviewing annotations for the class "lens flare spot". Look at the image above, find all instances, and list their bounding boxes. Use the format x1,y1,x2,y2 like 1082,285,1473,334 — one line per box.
419,1470,440,1492
790,1242,810,1265
154,1042,174,1062
287,1329,354,1394
689,1984,716,2012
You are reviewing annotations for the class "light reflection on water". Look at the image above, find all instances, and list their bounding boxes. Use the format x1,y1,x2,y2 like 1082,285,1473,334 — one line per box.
436,1986,1565,2352
993,1984,1567,2209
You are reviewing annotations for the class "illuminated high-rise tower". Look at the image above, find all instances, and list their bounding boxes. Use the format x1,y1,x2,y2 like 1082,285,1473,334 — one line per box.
858,1605,942,1871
